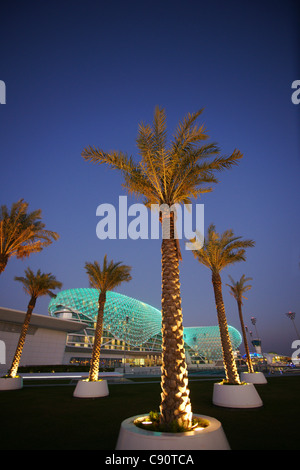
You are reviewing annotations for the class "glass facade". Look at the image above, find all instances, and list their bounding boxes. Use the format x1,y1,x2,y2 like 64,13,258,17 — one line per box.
48,288,242,363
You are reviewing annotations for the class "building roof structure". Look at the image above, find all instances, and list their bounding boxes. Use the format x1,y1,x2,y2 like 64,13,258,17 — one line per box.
49,288,242,361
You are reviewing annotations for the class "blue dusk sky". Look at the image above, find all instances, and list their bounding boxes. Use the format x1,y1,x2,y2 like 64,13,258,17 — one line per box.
0,1,299,357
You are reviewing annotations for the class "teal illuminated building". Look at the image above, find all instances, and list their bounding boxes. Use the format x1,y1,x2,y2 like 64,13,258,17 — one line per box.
48,288,242,368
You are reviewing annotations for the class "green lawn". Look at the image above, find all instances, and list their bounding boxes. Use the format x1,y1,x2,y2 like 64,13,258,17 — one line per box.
0,375,299,450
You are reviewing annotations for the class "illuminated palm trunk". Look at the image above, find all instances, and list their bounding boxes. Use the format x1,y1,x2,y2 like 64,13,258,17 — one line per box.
8,297,36,378
211,272,240,384
159,210,192,429
237,300,254,374
89,291,106,382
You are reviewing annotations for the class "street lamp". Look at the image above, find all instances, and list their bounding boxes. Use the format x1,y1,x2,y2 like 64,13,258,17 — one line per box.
285,312,300,340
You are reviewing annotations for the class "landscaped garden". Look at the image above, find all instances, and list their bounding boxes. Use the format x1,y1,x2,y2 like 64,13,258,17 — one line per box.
1,108,298,450
0,375,298,450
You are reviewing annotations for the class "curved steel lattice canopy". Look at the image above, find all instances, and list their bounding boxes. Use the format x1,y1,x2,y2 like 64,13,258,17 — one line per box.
49,288,242,358
48,288,162,348
184,326,242,360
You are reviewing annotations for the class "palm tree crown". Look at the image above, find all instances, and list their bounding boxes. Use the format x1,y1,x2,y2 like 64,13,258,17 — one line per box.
193,224,255,273
227,274,252,304
15,267,63,300
82,106,242,208
0,199,59,274
85,255,132,293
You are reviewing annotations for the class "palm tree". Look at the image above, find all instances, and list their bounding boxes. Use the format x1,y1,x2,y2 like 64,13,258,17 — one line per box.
227,274,255,374
192,224,255,384
7,268,62,378
85,256,132,382
0,199,59,274
82,106,242,429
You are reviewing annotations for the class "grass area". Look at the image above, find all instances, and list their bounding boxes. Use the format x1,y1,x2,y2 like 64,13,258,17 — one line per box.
0,375,299,450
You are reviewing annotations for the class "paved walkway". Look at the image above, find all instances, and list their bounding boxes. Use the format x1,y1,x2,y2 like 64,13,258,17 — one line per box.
16,366,300,388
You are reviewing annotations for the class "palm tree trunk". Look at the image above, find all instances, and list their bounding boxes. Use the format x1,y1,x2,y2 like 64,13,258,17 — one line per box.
237,300,254,374
211,272,240,384
7,296,36,378
159,209,192,429
89,291,106,381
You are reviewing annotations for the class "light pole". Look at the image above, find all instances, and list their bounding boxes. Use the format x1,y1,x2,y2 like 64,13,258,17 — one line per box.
285,312,300,340
250,317,266,366
251,317,259,339
245,325,252,349
123,315,129,374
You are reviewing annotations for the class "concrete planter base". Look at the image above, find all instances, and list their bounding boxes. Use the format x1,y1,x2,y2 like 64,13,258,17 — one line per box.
213,382,263,408
240,372,267,384
116,414,230,450
0,376,23,390
73,379,109,398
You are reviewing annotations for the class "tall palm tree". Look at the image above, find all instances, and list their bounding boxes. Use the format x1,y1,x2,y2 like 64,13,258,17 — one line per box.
7,268,62,378
227,274,255,374
85,256,132,382
0,199,59,274
82,106,242,429
192,224,255,384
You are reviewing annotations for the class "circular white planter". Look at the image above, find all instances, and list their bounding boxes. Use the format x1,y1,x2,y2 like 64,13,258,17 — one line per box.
213,382,263,408
240,371,267,384
0,376,23,391
73,379,109,398
116,414,230,450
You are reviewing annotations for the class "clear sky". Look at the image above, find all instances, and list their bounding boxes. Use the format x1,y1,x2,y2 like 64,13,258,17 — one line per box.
0,0,299,357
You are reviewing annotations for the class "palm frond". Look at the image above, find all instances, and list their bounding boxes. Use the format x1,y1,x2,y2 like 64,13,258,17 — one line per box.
82,146,136,173
171,109,208,154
